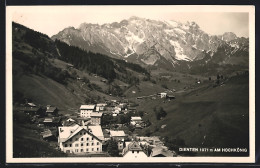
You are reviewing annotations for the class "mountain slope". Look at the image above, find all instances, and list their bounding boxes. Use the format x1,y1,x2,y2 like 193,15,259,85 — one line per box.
137,73,249,156
12,22,150,109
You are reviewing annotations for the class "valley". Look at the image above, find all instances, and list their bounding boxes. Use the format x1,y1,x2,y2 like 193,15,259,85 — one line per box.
11,20,249,158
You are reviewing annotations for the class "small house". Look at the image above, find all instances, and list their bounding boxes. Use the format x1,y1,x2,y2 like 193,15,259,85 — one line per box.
96,103,107,111
41,129,56,141
42,117,61,127
110,130,126,141
160,92,167,98
122,141,148,158
130,116,142,126
46,105,58,116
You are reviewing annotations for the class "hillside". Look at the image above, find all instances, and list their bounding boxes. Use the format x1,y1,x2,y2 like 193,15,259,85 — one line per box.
136,73,249,156
12,22,152,109
133,74,249,155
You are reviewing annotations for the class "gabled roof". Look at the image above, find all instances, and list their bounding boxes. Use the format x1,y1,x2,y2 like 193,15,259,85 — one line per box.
58,123,104,143
80,105,95,110
123,141,145,156
110,130,126,137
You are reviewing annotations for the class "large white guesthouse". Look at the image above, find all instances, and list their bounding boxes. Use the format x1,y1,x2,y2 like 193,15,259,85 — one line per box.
58,123,103,154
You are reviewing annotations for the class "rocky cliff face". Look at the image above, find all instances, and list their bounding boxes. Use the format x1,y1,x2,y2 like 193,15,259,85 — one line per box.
52,16,249,68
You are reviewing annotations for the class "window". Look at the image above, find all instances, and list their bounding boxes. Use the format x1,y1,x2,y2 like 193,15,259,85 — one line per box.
75,144,79,147
97,148,99,151
92,148,94,151
81,143,84,146
84,132,86,135
64,144,68,147
86,148,89,152
91,143,94,146
81,149,83,152
137,151,139,154
81,138,84,141
86,143,89,146
80,133,82,135
97,142,99,145
75,149,78,152
132,151,134,154
69,144,72,147
92,137,94,140
87,137,89,141
75,138,78,141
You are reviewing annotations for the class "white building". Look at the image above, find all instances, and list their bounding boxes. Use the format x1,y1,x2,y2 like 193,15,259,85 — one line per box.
96,103,107,111
58,124,103,154
122,141,148,158
130,116,142,126
80,105,96,118
160,92,167,98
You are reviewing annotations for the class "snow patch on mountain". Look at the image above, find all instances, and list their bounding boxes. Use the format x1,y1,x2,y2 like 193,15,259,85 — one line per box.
174,28,186,35
165,20,178,27
170,40,191,61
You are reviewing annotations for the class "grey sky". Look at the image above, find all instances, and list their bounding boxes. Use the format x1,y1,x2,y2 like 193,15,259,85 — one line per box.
9,6,250,37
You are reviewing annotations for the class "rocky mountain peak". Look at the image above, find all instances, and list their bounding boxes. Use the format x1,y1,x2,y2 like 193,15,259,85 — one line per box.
221,32,237,42
51,17,248,68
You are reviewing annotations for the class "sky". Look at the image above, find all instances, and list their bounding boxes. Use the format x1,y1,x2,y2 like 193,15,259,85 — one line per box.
8,5,251,37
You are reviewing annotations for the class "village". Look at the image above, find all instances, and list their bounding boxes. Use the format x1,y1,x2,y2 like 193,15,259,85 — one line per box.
14,91,178,158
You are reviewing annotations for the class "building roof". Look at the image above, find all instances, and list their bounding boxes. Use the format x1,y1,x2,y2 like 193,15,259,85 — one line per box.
46,107,57,113
131,116,142,121
41,129,53,138
138,136,161,143
58,124,104,143
110,130,126,137
43,118,53,123
80,105,95,110
27,103,36,107
150,146,174,157
90,112,103,117
96,103,107,107
88,125,104,141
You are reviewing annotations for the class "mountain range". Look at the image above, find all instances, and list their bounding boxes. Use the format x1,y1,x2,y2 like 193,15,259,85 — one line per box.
52,16,249,70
